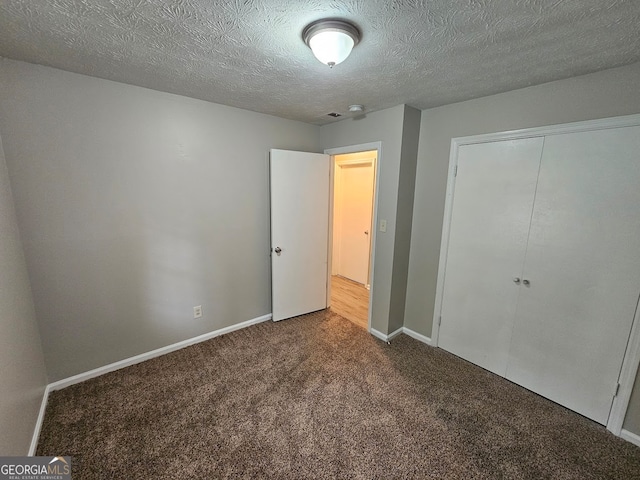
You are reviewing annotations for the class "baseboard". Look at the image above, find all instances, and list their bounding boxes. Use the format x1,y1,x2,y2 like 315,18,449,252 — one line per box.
31,313,273,453
388,327,403,341
402,327,433,346
49,313,272,392
28,384,51,456
370,327,403,342
369,328,388,342
30,313,638,453
620,429,640,447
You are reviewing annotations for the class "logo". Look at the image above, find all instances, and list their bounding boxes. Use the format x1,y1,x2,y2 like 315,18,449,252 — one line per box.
0,456,71,480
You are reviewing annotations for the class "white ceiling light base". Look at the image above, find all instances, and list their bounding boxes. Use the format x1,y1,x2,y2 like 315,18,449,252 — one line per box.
349,104,364,112
303,19,360,68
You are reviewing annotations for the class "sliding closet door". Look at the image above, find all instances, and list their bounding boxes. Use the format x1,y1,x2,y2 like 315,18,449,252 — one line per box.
439,138,543,376
506,126,640,424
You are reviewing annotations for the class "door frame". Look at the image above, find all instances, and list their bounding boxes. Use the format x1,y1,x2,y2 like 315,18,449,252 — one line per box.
325,142,382,333
432,113,640,438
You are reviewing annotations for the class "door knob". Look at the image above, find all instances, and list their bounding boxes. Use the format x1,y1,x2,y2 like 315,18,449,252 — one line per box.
513,277,521,284
364,231,369,235
274,247,282,256
522,279,530,286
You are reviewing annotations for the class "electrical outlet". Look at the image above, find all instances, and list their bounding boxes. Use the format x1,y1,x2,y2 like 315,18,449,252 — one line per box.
379,219,387,232
193,305,202,319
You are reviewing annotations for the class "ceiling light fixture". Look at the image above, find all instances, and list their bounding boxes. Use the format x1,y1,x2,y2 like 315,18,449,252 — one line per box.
303,19,360,68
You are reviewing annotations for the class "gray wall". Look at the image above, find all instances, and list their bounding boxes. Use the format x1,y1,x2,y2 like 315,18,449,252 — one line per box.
320,105,419,335
402,61,640,433
0,59,320,382
626,370,640,434
0,131,47,454
2,55,639,439
388,106,421,333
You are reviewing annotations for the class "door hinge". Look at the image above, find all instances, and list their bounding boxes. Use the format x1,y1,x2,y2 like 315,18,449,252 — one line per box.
454,165,458,177
438,316,442,327
613,382,620,397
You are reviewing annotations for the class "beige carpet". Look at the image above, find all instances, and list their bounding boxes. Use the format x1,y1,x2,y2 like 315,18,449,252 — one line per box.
37,310,640,479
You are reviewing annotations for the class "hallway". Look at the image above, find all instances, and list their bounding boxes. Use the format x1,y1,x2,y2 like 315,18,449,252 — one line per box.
329,275,369,329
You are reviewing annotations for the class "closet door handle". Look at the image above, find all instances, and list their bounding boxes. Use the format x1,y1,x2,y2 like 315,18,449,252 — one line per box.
513,277,521,284
522,279,530,286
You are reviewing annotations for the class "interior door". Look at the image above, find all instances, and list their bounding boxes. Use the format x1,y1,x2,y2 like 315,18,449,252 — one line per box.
337,162,374,285
505,126,640,424
438,138,544,376
270,149,330,322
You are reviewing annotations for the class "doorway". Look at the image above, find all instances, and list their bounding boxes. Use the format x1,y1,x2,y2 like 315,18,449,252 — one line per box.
270,144,380,328
329,150,377,329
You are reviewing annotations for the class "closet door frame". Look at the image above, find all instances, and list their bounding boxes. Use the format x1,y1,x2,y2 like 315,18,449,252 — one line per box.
432,113,640,438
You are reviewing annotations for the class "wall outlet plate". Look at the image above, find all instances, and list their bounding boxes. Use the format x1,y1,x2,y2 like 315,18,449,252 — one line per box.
193,305,202,319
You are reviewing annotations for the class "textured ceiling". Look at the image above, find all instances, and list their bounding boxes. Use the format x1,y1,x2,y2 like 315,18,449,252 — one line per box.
1,0,639,125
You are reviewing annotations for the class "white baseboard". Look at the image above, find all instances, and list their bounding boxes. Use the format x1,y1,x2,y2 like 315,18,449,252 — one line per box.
388,327,403,341
369,328,388,342
28,384,51,456
620,429,640,447
30,312,639,452
371,326,433,345
31,313,272,453
49,314,272,392
370,327,403,342
402,327,433,346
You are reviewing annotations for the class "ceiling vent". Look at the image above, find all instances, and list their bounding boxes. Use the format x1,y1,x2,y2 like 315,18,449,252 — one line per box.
327,112,342,117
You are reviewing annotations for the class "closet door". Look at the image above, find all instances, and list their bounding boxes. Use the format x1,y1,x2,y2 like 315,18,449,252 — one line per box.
506,126,640,424
439,138,543,376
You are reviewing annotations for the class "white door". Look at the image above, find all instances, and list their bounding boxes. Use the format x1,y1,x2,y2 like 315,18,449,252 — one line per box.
270,149,330,322
337,162,374,285
505,126,640,424
438,138,544,376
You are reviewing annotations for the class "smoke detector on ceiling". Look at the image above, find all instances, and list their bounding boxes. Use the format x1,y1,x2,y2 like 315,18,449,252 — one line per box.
348,104,364,113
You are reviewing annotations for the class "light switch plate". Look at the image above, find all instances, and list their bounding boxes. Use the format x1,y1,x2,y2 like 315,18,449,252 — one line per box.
380,219,387,232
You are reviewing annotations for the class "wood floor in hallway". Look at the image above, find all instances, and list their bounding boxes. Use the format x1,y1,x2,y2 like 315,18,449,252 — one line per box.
330,275,369,329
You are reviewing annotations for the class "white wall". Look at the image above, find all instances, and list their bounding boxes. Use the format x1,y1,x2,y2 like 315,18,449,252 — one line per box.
402,61,640,434
0,58,320,382
0,131,47,454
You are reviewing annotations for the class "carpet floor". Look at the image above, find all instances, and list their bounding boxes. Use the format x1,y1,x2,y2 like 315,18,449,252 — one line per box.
37,310,640,479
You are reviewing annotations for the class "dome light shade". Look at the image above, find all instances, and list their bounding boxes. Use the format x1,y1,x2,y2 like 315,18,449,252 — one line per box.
303,20,360,68
309,30,354,66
